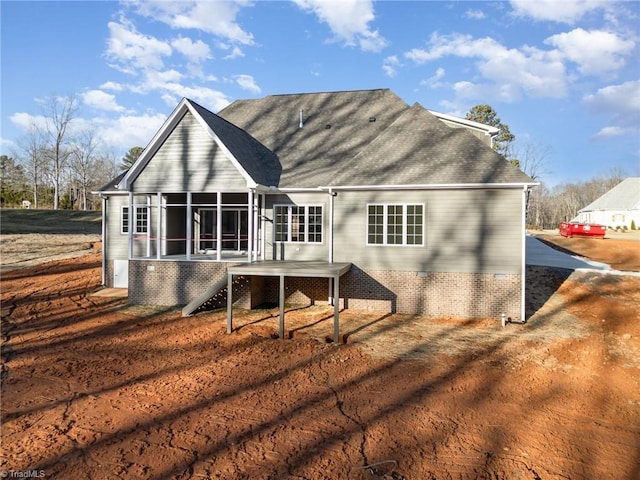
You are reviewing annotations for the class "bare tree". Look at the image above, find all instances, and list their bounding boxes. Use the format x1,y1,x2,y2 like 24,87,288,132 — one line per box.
42,95,78,209
70,129,101,210
16,125,47,208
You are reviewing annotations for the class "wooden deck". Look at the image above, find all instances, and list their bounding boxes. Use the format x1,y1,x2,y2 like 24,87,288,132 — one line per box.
227,261,352,344
227,260,352,278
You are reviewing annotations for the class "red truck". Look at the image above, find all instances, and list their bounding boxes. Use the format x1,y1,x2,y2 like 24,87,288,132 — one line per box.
559,222,606,239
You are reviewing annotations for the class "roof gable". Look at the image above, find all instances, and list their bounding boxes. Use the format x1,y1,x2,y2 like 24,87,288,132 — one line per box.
118,98,280,190
580,177,640,212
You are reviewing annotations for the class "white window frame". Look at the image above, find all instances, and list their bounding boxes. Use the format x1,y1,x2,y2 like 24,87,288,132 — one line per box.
274,204,323,244
366,203,425,246
121,205,149,235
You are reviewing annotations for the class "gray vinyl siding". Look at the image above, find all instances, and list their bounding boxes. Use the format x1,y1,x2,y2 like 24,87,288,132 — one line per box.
264,193,330,261
133,111,248,193
105,194,129,260
331,189,523,274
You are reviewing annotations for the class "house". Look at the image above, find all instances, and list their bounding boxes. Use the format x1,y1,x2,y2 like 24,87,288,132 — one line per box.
575,177,640,230
97,89,535,322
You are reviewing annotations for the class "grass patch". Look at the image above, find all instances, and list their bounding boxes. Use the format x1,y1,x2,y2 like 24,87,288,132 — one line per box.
0,209,102,234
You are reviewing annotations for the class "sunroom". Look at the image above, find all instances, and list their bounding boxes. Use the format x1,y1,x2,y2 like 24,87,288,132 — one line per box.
125,190,266,263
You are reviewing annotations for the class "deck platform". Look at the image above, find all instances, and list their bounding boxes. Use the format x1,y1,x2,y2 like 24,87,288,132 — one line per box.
227,261,352,344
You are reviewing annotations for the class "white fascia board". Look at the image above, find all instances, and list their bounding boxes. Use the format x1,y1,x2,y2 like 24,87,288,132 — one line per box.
317,182,539,191
428,110,500,136
91,190,127,195
185,101,258,189
118,98,191,191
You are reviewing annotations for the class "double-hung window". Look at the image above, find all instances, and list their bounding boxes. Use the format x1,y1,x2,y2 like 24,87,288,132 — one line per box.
367,204,424,246
274,205,323,243
122,206,148,234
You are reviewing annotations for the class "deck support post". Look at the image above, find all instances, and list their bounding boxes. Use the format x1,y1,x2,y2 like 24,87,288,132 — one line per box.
226,272,233,333
333,274,340,345
279,275,285,339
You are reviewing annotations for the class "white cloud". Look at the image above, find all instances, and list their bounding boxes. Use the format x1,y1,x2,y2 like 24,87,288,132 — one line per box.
10,112,48,131
127,0,255,45
93,112,167,151
293,0,388,52
405,33,567,101
100,81,124,91
171,36,212,63
233,74,261,94
592,125,635,139
106,18,172,73
224,45,245,60
583,80,640,115
82,90,126,112
509,0,610,24
158,84,231,112
465,9,486,20
420,67,446,88
382,55,401,78
545,28,635,76
584,80,640,140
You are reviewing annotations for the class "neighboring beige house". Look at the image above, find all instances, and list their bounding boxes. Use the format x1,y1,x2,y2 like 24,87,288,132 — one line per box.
575,177,640,230
96,89,535,322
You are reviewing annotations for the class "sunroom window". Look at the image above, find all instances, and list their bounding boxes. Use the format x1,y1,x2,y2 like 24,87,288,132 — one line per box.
122,206,148,234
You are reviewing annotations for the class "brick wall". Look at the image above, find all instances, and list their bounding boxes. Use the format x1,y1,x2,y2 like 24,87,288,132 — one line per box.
258,266,522,321
128,260,251,308
123,260,522,322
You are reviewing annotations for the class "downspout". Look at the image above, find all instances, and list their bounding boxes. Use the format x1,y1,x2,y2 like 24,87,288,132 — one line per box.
146,195,151,257
520,185,527,323
156,193,162,260
328,188,336,305
248,189,254,262
101,195,106,286
329,188,335,263
216,191,222,261
186,192,192,261
261,193,267,260
128,192,133,260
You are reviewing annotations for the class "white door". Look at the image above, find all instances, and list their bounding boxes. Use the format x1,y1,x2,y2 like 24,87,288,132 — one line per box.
113,259,129,288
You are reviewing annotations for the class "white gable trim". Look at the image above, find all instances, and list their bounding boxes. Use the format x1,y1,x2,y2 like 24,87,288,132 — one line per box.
428,110,500,137
118,98,257,191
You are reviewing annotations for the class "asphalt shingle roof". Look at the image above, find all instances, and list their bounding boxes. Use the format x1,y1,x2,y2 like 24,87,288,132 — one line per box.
218,89,532,187
579,177,640,211
188,99,282,187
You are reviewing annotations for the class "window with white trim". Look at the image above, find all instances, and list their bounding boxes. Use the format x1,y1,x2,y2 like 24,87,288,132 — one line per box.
121,206,148,234
367,203,424,246
274,205,323,243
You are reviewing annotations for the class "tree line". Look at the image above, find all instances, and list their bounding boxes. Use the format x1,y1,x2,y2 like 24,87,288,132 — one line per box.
0,95,142,210
1,97,628,226
465,105,628,230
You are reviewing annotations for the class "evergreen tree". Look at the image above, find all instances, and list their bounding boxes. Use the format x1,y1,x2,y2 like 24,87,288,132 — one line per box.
465,105,515,159
120,146,144,171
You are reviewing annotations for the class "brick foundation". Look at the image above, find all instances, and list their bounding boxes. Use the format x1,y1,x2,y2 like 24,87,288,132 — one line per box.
258,266,522,321
122,260,522,321
127,260,251,309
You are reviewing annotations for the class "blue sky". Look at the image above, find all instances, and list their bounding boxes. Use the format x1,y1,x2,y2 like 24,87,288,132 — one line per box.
1,0,639,186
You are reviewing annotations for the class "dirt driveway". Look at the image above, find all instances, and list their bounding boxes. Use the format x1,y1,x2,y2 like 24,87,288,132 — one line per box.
1,234,639,479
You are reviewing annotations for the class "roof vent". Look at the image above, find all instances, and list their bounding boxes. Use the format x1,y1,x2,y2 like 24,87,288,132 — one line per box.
325,124,331,129
369,116,376,123
299,109,304,128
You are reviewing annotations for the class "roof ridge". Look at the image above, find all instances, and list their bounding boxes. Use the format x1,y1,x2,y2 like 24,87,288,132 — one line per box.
266,88,391,98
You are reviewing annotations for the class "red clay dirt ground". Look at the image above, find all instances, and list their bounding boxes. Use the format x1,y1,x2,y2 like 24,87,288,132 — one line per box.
1,237,639,479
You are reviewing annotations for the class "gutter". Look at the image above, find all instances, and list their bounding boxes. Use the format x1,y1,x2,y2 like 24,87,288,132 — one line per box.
317,182,539,191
